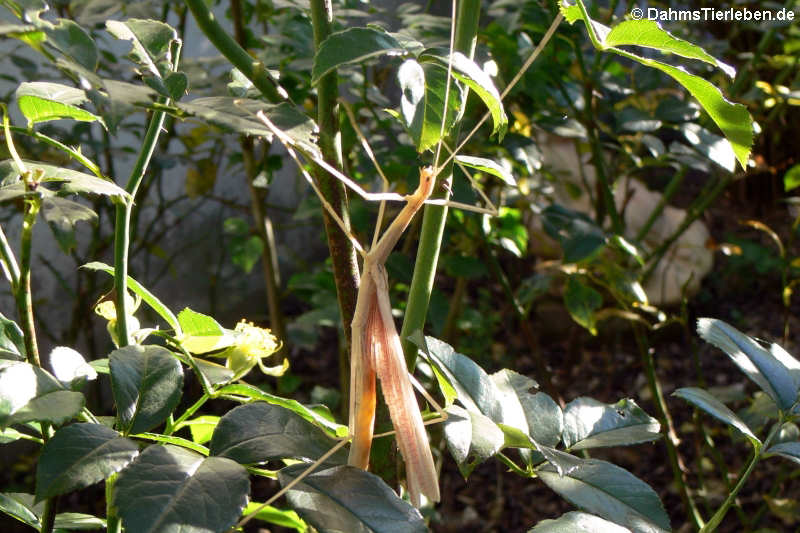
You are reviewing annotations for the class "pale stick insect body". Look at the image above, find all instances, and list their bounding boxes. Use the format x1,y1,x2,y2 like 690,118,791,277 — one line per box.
236,6,567,525
257,110,444,507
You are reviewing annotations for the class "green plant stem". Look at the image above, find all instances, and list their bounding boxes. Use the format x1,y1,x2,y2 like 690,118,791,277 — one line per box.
8,126,103,178
40,496,58,533
400,0,480,368
309,0,359,363
700,423,779,532
496,452,530,477
634,325,704,530
643,174,732,281
634,166,686,242
113,39,181,347
165,392,211,435
572,41,623,234
230,0,287,346
113,102,169,347
185,0,284,103
106,474,122,533
18,197,41,367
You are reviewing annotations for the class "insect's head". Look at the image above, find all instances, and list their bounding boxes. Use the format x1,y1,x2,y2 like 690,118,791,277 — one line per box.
419,166,436,198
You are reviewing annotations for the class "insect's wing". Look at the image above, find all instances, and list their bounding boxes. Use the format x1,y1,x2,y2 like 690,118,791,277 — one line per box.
370,266,440,506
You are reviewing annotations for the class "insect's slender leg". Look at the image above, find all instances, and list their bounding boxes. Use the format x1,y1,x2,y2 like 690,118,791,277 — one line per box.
254,110,406,204
339,100,393,251
232,436,351,531
372,371,448,439
255,111,366,257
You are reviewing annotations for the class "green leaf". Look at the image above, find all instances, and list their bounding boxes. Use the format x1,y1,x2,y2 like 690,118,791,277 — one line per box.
109,345,183,434
562,397,661,450
35,423,139,501
529,511,632,532
178,98,317,145
0,312,25,361
46,18,98,71
164,71,187,100
209,402,344,464
193,358,235,386
279,464,426,533
242,502,306,532
564,277,603,335
178,415,219,445
0,492,40,529
54,512,106,530
543,204,606,263
215,383,348,438
766,442,800,466
41,197,97,231
115,445,249,533
420,51,508,140
537,458,670,533
603,20,735,77
397,58,463,152
106,19,177,79
455,155,515,186
673,387,760,445
0,426,41,444
697,318,800,412
49,346,97,388
444,405,504,477
0,160,127,200
130,432,208,456
16,81,101,125
522,391,563,448
176,307,232,354
81,261,180,333
415,336,514,425
0,361,84,428
312,27,405,84
784,164,800,192
562,0,752,169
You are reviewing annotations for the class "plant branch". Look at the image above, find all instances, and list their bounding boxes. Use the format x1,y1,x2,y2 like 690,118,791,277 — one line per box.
700,422,780,532
185,0,284,103
400,0,480,368
634,325,704,529
309,0,360,355
114,40,182,347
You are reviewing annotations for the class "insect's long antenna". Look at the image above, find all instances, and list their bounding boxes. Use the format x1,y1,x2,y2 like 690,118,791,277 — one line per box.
437,12,565,175
256,110,366,256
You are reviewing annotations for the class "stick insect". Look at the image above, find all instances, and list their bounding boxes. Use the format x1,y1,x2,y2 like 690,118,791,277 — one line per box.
234,4,564,524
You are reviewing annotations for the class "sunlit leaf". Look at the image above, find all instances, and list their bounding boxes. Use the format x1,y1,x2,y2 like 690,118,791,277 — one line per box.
16,81,100,125
697,318,800,411
673,387,760,445
0,361,84,428
455,155,515,186
529,511,632,532
420,51,508,139
562,0,752,169
81,261,180,334
312,27,406,84
537,458,670,533
562,397,661,450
